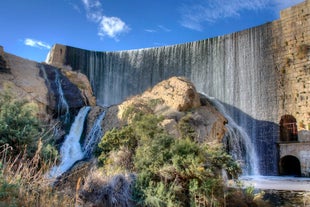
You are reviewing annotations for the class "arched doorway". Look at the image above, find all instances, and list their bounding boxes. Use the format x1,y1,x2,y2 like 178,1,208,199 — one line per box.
279,155,301,176
280,115,298,142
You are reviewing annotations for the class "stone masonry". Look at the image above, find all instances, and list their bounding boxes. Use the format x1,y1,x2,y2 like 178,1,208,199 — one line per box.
272,0,310,131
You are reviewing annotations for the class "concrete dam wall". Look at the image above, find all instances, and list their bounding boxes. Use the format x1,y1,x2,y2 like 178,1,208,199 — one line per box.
47,0,310,175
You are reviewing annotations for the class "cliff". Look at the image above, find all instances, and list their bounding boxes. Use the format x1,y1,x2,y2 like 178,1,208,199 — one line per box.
0,47,95,123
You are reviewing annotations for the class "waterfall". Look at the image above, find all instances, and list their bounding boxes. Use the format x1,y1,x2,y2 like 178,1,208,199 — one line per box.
39,64,71,125
49,106,90,178
53,22,279,175
206,95,259,175
82,110,106,158
54,69,70,124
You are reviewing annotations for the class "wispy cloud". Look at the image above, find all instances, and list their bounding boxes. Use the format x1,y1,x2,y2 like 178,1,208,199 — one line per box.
81,0,102,22
145,29,157,33
71,3,82,13
158,25,171,32
145,25,171,33
179,0,304,31
80,0,130,40
24,38,51,50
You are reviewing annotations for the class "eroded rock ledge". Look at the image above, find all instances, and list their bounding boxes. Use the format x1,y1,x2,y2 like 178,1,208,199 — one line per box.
102,76,227,144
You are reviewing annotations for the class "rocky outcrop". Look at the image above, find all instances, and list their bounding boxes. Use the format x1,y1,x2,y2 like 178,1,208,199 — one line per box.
142,77,201,111
103,76,227,144
58,76,228,200
0,46,10,74
0,50,50,121
60,68,96,106
0,47,95,122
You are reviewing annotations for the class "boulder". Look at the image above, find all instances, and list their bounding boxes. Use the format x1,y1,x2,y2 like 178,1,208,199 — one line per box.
104,76,227,144
143,76,201,111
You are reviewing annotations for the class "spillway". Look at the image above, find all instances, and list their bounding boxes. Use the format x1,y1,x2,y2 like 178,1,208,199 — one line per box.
50,23,279,175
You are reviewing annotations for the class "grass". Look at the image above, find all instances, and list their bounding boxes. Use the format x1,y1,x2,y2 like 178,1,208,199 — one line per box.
0,143,75,207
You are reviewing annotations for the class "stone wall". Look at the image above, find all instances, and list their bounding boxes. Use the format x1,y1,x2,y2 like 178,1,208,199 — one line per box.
272,0,310,131
46,44,67,68
279,142,310,176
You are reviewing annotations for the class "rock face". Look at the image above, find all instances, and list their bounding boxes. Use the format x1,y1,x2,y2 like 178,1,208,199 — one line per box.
103,76,227,144
0,50,50,121
0,47,95,122
0,46,10,74
60,69,96,106
142,77,201,111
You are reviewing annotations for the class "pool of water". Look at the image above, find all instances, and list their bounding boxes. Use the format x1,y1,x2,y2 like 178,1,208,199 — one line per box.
233,176,310,191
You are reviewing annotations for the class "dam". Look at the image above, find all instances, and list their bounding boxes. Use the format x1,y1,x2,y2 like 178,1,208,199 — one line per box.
46,0,310,176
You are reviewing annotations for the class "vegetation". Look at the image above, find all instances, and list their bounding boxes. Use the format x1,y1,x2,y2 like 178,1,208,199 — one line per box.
0,144,74,207
0,87,40,157
0,84,270,206
96,107,241,206
0,85,74,206
0,84,58,161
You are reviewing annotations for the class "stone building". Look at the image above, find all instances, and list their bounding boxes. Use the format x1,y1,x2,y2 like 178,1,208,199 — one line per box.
278,115,310,176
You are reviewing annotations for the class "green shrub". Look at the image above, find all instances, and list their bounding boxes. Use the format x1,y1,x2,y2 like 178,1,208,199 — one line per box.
97,111,241,206
0,162,19,207
178,113,197,140
0,87,40,157
0,85,59,164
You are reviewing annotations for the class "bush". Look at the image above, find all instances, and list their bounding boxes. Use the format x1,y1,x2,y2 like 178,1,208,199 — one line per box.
0,86,40,157
97,111,241,206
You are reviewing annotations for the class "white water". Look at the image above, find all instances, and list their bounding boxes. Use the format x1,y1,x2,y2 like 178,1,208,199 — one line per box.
206,95,259,175
54,70,70,124
82,110,106,158
49,106,90,178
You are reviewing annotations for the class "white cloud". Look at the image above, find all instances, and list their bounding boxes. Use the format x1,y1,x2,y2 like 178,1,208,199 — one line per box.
179,0,304,31
98,16,130,40
24,38,51,50
80,0,130,40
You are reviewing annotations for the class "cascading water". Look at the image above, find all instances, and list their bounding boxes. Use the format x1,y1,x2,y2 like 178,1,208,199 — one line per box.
49,106,90,178
206,95,259,175
39,64,72,125
54,70,70,124
82,110,106,158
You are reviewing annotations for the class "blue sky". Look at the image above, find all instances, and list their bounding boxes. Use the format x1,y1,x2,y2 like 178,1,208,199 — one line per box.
0,0,304,62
